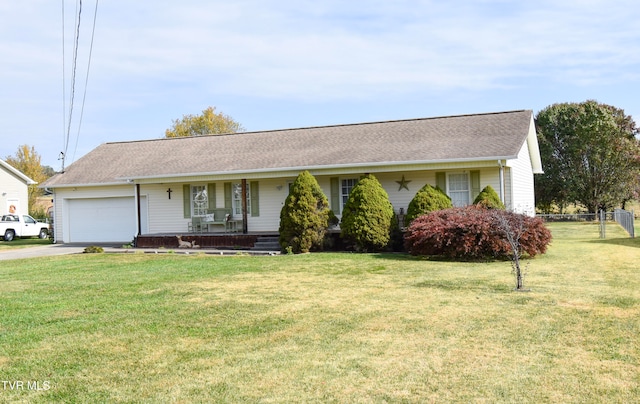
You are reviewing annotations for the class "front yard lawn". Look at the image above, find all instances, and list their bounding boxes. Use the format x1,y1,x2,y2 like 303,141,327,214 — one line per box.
0,222,638,402
0,238,52,251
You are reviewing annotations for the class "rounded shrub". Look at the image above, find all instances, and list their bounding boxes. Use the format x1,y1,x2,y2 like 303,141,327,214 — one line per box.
405,184,452,226
404,206,552,259
473,185,505,209
83,245,104,254
278,171,330,253
340,174,394,252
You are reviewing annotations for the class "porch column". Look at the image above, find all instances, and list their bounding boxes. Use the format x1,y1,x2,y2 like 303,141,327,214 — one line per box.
241,179,248,234
498,160,505,204
136,184,142,236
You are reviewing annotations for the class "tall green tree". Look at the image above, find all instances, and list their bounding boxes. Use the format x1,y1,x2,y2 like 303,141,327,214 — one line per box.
278,171,329,253
165,106,245,138
535,100,640,213
340,174,394,252
4,145,50,214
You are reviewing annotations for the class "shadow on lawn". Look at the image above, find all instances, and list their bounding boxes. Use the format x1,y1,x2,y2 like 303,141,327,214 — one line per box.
414,279,511,293
588,237,640,249
369,252,420,261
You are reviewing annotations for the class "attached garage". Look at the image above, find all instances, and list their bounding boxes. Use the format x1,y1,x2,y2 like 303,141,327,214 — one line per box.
66,197,137,243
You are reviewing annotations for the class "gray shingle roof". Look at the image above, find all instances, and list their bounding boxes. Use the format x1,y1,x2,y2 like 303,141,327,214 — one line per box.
43,110,534,187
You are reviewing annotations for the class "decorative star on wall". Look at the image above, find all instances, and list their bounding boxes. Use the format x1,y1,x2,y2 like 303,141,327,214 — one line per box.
396,175,411,191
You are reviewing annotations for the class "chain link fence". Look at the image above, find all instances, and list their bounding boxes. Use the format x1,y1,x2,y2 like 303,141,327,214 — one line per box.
537,209,635,239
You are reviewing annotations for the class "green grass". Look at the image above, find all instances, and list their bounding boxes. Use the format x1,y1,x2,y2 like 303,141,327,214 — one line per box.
1,223,639,402
0,238,52,251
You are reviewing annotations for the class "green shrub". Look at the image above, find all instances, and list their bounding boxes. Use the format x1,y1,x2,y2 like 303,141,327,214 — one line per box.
83,246,104,254
340,174,394,252
405,184,452,226
278,171,330,253
473,185,505,209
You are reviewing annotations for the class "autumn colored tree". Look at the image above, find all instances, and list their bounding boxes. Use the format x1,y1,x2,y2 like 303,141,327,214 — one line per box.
165,106,245,138
4,145,50,214
535,100,640,213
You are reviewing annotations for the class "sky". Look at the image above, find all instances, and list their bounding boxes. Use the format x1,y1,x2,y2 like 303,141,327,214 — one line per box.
1,0,639,170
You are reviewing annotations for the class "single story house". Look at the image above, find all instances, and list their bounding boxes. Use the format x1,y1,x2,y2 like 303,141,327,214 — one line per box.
1,159,36,216
41,110,543,244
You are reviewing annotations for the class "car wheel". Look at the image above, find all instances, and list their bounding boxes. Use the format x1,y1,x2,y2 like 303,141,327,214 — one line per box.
39,228,49,239
4,230,15,242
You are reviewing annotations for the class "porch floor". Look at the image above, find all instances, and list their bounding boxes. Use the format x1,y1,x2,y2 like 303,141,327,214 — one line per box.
135,232,280,250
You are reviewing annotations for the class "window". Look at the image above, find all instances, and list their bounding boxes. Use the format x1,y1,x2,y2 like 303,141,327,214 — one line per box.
191,185,208,216
448,173,470,207
341,178,358,208
233,183,251,215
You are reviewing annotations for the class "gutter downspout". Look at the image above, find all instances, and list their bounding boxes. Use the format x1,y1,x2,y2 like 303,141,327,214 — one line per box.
498,160,505,205
51,188,57,244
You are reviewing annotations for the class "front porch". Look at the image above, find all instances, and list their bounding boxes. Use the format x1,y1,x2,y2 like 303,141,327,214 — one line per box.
135,232,280,250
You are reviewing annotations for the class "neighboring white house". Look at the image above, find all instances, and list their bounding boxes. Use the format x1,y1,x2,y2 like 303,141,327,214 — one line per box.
42,110,543,244
1,159,36,216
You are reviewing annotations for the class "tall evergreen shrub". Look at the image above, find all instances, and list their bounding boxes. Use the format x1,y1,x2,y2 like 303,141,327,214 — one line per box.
473,185,505,209
340,174,394,251
279,171,329,253
405,184,452,226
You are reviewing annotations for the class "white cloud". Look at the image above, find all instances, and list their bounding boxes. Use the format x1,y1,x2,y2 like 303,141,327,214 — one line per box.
86,0,638,100
1,0,640,167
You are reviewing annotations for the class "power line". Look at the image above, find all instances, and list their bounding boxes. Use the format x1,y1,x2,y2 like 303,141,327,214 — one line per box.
63,0,82,172
72,0,99,163
60,0,66,171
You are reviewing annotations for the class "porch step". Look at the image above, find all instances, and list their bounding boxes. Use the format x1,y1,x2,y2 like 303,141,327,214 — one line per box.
252,236,280,251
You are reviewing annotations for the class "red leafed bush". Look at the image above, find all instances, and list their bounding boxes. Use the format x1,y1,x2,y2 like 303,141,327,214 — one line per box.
404,206,552,259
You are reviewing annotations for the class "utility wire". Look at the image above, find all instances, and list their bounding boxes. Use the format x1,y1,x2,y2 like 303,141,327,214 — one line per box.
63,0,82,172
72,0,98,163
60,0,66,171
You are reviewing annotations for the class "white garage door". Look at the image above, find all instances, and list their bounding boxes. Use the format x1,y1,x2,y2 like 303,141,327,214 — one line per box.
68,197,137,243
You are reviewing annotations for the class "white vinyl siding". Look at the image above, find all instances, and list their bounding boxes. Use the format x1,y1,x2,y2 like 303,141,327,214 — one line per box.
50,165,524,241
507,140,536,215
52,185,134,243
0,164,30,216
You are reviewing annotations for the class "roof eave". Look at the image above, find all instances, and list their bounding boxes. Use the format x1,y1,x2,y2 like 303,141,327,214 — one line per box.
526,114,544,174
0,160,37,185
40,181,132,189
118,156,519,182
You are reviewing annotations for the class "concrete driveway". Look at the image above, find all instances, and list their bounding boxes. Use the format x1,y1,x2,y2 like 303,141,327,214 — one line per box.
0,244,89,261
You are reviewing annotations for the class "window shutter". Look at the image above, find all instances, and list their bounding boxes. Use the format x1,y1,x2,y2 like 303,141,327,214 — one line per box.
470,171,481,200
250,181,260,217
224,182,232,209
183,184,191,218
435,172,446,192
330,177,340,214
207,183,216,211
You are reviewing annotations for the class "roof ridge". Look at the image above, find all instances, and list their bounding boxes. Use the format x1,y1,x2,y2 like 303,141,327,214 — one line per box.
103,109,530,146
